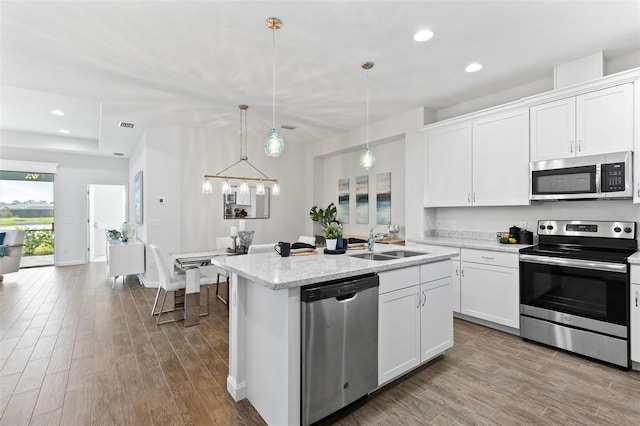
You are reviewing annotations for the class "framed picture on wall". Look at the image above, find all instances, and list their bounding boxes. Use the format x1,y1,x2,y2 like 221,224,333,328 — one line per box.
134,171,143,224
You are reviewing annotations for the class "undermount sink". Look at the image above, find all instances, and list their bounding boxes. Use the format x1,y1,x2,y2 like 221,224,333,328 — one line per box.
378,250,427,258
349,253,397,261
349,250,429,261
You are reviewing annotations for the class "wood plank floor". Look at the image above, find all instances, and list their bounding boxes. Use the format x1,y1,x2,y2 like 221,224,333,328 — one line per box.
1,263,639,425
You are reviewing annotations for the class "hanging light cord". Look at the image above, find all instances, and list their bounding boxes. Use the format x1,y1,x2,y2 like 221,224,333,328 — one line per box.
366,67,370,149
272,27,276,128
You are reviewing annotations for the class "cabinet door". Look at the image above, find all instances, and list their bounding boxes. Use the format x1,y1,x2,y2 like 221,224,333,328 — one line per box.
530,97,576,161
378,286,420,386
451,259,461,313
420,278,454,363
634,82,640,204
576,83,634,156
461,262,519,329
632,283,640,363
424,123,472,207
472,108,530,206
107,242,145,277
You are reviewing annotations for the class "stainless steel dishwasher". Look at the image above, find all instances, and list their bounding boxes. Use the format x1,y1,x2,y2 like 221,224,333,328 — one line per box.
301,273,379,426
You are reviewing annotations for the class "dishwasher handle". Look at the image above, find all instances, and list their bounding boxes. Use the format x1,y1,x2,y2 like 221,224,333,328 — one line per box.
336,293,358,302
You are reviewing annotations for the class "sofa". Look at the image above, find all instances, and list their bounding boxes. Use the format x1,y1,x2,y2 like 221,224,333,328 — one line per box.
0,230,26,281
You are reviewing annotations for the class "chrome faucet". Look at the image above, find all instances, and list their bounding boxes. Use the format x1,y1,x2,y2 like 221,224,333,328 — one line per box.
368,225,385,251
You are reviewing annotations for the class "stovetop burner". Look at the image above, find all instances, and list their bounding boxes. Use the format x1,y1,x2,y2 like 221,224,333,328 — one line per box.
519,220,637,264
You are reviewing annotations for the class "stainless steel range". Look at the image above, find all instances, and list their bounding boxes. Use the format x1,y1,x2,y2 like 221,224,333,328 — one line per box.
519,220,637,368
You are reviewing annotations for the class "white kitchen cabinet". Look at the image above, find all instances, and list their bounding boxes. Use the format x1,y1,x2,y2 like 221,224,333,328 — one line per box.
106,239,145,286
378,285,420,385
460,249,519,329
415,243,460,313
472,108,530,206
634,82,640,204
420,277,453,362
424,106,529,207
530,83,633,161
378,261,453,386
424,122,472,207
631,266,640,365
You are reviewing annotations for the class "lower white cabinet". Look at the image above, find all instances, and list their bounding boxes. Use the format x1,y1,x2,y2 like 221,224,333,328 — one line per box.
415,244,461,313
460,249,519,329
378,262,453,386
106,239,145,280
631,266,640,365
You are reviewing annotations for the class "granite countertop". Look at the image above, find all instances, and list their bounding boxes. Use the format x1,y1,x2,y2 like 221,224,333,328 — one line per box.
211,246,457,290
409,236,532,253
629,252,640,265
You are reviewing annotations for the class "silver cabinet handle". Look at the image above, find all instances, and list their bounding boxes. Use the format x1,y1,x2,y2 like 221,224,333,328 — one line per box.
578,140,582,152
467,193,471,203
455,266,459,276
422,290,426,307
637,183,639,197
570,141,574,153
417,292,421,309
636,291,638,308
472,192,476,203
461,268,464,277
481,256,494,260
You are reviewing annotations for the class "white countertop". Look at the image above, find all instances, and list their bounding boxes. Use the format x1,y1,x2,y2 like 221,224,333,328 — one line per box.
629,252,640,265
211,246,457,290
409,236,532,253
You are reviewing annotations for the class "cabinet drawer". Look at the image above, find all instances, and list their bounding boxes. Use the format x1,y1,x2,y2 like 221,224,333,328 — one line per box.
461,248,518,268
420,260,451,287
379,266,420,294
632,265,640,285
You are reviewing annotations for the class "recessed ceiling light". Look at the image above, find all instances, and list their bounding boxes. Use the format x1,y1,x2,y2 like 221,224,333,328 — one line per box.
413,29,434,42
465,63,483,73
51,109,65,116
59,129,70,134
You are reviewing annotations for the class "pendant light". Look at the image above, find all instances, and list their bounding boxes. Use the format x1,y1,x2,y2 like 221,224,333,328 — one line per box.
264,17,285,157
360,61,376,170
203,105,280,195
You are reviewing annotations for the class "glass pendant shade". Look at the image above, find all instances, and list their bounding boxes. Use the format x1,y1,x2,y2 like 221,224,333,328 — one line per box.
272,182,281,196
264,128,285,157
256,181,265,195
222,179,231,194
240,181,249,195
202,178,212,194
360,147,376,170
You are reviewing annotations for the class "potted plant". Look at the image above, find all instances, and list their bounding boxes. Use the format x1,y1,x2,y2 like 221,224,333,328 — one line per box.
309,203,337,227
323,222,340,250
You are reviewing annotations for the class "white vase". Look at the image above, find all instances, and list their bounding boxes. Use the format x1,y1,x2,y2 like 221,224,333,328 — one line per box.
326,239,337,251
120,222,135,242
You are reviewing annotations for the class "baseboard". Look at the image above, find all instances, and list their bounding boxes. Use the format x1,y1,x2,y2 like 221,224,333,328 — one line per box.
227,376,247,401
54,260,86,266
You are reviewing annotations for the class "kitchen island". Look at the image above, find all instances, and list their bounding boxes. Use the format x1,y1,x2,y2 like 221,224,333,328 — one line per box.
211,246,458,425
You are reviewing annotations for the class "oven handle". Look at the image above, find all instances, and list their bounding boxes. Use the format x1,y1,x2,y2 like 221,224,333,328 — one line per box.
519,254,627,273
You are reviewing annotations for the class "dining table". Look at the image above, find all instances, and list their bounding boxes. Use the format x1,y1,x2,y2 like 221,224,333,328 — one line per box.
172,249,238,326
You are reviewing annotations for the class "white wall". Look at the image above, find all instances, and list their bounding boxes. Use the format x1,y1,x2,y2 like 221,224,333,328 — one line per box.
320,138,406,237
0,146,129,265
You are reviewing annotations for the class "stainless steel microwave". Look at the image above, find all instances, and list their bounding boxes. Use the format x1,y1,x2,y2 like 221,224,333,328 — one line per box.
530,151,633,200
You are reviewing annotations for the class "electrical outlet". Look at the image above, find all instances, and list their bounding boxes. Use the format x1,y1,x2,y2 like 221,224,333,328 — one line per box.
451,220,457,229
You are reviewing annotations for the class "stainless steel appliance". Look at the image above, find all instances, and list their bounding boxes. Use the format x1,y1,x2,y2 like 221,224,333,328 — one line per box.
530,151,632,200
519,220,637,368
301,273,379,426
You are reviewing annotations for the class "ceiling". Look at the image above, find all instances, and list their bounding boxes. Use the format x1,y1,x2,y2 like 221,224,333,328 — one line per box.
1,1,639,158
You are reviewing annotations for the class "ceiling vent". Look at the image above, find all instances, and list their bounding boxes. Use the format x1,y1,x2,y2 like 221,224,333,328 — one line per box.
281,124,296,130
118,122,135,129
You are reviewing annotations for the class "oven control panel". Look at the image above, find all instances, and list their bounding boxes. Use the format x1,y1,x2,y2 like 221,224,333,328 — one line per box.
537,220,636,239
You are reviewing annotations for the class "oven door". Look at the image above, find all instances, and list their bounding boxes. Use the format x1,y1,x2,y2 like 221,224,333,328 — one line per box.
519,255,628,332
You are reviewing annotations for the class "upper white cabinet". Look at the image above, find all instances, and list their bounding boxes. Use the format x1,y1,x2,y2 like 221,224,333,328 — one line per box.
472,108,530,206
424,122,472,207
634,82,640,204
424,107,529,207
530,83,634,161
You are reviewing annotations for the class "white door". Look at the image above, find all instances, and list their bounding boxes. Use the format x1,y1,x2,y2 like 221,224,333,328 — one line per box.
530,97,576,161
88,184,126,262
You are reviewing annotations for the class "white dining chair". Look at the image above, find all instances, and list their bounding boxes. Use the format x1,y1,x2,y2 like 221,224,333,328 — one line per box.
149,243,214,325
215,237,233,305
